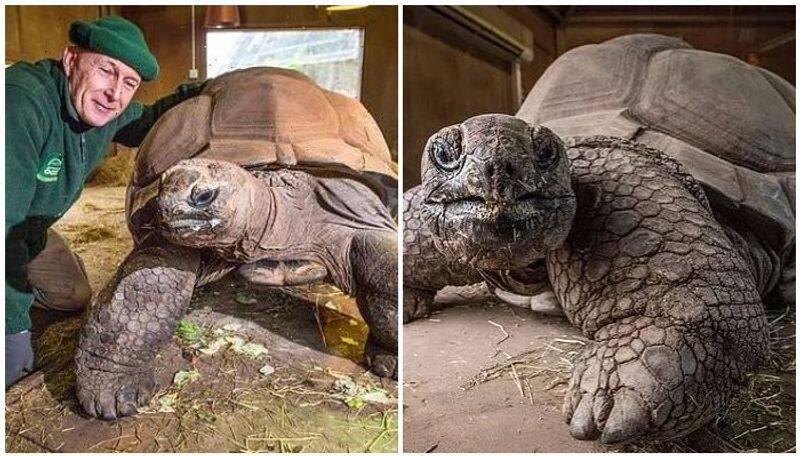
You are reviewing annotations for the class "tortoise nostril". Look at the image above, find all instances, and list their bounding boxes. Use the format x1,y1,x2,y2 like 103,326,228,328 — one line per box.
190,187,219,208
505,162,514,178
496,182,506,196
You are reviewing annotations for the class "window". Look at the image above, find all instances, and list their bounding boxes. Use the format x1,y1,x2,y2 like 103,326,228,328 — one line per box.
206,29,365,99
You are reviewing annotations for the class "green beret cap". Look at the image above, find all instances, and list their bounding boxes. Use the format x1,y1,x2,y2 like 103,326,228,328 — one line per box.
69,16,158,81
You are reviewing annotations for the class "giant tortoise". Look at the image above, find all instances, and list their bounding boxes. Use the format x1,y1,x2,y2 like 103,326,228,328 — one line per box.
75,67,398,419
404,34,794,443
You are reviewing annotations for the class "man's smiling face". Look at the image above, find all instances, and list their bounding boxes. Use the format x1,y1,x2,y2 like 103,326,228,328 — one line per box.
62,47,141,127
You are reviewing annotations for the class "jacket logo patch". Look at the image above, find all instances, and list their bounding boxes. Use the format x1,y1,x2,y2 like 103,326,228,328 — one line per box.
36,156,62,182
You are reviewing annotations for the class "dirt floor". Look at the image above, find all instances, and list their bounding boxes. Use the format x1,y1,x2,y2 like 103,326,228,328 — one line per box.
6,185,397,453
403,297,795,453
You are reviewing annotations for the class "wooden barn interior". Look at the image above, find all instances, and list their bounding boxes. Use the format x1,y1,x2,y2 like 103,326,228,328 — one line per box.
404,5,796,189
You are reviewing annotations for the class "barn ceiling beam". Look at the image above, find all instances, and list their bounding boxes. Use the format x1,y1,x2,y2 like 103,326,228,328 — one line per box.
538,6,564,25
564,15,794,25
751,30,795,54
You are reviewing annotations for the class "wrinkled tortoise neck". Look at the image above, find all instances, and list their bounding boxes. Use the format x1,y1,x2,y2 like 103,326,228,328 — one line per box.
235,178,285,259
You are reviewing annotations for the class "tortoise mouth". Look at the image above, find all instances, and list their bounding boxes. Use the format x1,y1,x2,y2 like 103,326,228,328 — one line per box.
462,215,541,249
434,194,576,269
160,216,225,240
441,194,575,225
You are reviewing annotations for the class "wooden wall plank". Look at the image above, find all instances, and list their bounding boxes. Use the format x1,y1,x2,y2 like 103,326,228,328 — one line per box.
5,5,100,63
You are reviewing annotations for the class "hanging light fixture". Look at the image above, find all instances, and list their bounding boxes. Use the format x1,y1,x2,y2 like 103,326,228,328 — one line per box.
204,5,241,29
325,5,368,13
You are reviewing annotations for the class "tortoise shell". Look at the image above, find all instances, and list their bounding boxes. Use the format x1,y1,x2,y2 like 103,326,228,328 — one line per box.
125,67,397,239
133,67,395,186
518,33,795,259
127,67,397,232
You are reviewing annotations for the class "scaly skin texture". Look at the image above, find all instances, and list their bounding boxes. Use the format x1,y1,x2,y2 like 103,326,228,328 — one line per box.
75,235,199,420
350,230,399,378
403,186,482,322
402,114,770,443
553,137,767,442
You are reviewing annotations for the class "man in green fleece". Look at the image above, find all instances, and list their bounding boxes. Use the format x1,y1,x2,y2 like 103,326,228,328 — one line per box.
6,16,207,387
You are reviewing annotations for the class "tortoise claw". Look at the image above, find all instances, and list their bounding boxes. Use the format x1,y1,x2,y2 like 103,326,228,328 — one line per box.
600,389,651,444
76,369,156,420
568,394,600,440
365,337,397,380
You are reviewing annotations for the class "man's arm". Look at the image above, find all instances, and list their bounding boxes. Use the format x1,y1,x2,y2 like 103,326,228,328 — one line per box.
5,87,48,334
113,79,209,147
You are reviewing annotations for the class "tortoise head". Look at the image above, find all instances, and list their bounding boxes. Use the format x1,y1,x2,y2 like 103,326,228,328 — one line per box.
156,158,255,248
421,114,576,270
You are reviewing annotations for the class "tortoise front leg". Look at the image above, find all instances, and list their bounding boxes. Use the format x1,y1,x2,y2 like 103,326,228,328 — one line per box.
402,186,483,323
403,187,440,323
553,142,769,442
74,236,200,420
349,230,398,379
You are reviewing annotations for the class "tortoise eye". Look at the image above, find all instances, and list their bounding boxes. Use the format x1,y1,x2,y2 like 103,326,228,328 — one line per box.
191,187,218,208
429,130,463,172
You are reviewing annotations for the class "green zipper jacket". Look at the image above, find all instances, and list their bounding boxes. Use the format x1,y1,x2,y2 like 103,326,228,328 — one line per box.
6,58,206,334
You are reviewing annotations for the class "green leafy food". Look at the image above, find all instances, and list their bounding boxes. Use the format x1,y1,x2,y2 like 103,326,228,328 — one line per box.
157,393,178,413
259,364,276,377
344,396,365,409
173,368,201,388
176,320,205,343
235,292,258,305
